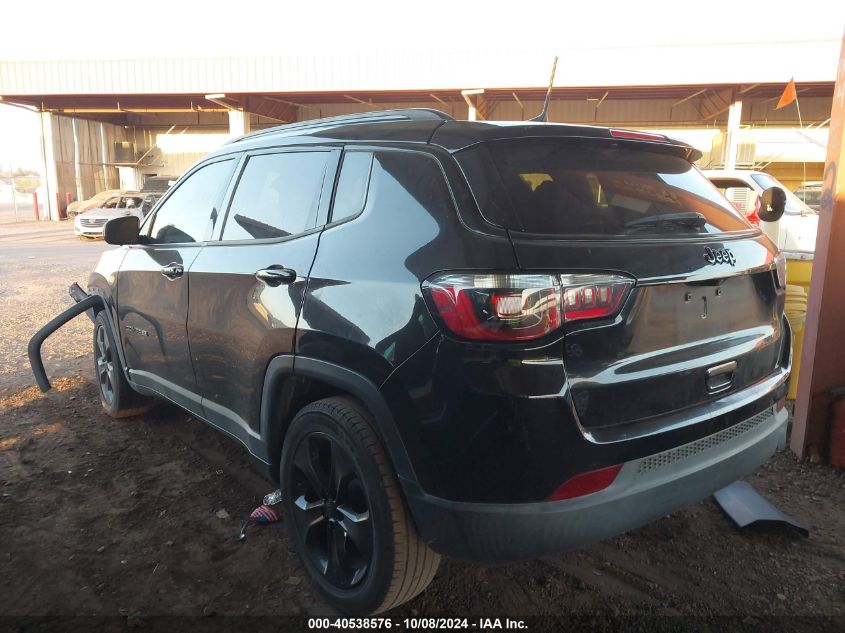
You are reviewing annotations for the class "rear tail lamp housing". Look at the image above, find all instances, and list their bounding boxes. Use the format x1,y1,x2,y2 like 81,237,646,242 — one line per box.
423,272,633,342
746,194,761,226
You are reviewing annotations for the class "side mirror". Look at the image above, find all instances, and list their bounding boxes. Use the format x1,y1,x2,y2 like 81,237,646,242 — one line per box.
104,215,140,245
759,186,786,223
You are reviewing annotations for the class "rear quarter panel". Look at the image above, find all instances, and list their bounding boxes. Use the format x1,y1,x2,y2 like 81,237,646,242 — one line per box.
297,147,516,386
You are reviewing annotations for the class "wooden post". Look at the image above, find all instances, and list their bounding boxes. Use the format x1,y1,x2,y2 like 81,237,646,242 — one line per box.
791,31,845,460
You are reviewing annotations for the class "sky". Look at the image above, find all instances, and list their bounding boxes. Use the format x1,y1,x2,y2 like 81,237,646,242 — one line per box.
1,0,843,171
0,0,842,58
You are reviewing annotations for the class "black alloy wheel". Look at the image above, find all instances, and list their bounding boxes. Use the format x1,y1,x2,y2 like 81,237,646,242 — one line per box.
95,322,116,406
290,432,373,588
92,312,151,418
281,397,440,615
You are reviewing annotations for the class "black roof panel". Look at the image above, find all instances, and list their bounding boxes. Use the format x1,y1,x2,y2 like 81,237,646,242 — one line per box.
208,108,700,162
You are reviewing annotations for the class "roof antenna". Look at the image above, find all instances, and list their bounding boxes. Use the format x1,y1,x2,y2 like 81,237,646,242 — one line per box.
530,56,558,122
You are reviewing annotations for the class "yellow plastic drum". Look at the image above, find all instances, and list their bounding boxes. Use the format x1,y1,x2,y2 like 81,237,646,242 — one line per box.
784,258,813,399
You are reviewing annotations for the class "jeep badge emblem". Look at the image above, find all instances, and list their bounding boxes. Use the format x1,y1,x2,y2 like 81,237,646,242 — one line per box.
704,246,736,266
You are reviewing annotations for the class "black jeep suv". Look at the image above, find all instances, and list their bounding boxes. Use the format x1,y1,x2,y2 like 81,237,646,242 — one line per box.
31,109,791,615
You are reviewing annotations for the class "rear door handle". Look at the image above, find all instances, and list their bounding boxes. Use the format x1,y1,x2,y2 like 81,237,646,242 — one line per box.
255,266,297,287
160,263,184,280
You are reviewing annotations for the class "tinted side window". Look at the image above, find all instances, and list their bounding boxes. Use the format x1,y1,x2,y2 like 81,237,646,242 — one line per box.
364,151,454,221
149,159,235,244
221,151,329,241
331,151,374,223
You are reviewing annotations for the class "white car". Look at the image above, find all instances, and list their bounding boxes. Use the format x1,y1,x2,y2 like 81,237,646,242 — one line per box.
703,169,818,258
73,194,147,238
66,189,126,218
794,181,822,212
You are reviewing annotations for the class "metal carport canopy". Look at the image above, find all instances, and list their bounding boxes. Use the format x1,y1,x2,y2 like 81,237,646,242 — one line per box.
0,42,838,96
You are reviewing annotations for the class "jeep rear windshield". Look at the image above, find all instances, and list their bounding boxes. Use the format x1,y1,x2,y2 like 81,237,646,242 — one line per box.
456,138,751,236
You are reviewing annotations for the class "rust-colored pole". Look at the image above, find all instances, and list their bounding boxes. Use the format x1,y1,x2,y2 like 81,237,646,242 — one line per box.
791,31,845,460
32,192,39,221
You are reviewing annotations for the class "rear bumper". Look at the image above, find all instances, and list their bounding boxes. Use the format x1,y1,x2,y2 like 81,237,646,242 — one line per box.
406,405,787,561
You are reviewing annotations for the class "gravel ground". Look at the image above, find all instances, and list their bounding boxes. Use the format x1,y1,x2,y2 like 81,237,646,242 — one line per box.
1,223,844,632
0,221,108,393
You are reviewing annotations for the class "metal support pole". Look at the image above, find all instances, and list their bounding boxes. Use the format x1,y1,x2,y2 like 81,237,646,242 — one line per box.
100,122,109,189
38,111,59,221
724,99,743,170
9,159,18,222
228,110,251,137
11,182,18,221
462,89,485,121
71,117,83,203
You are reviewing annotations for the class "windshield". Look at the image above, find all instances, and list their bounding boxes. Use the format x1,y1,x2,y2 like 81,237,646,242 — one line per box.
750,173,815,215
456,139,750,237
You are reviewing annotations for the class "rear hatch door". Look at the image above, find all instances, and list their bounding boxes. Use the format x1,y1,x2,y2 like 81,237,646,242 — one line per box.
454,135,786,434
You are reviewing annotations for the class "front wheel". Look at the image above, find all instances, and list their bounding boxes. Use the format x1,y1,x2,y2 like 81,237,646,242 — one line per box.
280,397,440,614
93,312,150,418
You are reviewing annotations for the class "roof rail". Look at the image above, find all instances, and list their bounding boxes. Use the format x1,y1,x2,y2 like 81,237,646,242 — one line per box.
227,108,453,144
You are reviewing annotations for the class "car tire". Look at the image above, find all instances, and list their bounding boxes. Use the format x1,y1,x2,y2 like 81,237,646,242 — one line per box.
281,396,440,615
93,312,150,418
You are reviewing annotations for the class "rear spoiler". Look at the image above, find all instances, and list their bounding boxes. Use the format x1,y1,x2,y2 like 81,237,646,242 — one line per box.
432,121,703,162
609,128,703,163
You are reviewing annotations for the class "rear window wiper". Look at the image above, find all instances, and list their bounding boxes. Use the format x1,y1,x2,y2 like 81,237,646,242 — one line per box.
624,212,707,232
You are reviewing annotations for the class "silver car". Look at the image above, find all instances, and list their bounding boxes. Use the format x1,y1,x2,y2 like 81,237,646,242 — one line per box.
73,193,160,238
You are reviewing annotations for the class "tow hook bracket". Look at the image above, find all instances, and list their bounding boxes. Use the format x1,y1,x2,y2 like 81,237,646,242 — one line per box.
713,480,808,537
69,282,97,323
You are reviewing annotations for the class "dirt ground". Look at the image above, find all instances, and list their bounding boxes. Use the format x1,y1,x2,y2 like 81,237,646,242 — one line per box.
1,223,844,632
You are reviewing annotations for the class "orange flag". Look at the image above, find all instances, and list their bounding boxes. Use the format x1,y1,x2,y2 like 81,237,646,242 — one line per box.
775,78,797,110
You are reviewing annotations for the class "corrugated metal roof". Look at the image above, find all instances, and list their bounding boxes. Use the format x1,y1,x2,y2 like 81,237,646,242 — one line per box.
1,42,838,96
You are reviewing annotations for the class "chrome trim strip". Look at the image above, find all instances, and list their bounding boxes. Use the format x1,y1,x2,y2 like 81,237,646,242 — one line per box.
583,367,789,444
636,262,776,286
579,318,792,445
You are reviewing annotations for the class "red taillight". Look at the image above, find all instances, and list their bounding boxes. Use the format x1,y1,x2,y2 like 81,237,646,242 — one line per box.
560,274,631,323
426,274,561,341
423,273,633,341
609,129,667,142
746,195,761,226
546,464,623,501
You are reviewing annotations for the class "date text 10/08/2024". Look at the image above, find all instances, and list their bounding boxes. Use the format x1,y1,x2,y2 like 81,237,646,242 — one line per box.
307,618,528,630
